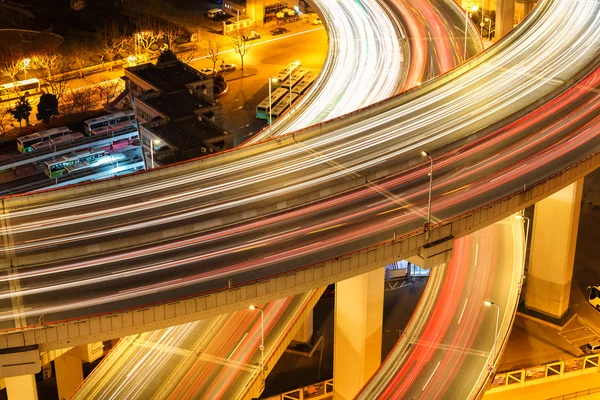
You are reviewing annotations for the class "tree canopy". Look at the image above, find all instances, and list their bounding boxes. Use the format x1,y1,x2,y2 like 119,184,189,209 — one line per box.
36,92,59,123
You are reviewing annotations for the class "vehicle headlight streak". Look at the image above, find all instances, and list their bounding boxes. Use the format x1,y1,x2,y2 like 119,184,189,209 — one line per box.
0,0,598,327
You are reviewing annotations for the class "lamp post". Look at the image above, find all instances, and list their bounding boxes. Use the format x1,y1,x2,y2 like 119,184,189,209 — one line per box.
289,60,300,110
22,58,31,79
464,5,479,60
249,305,265,380
421,151,433,232
150,139,160,169
516,213,530,269
485,17,492,40
483,300,500,370
268,77,278,133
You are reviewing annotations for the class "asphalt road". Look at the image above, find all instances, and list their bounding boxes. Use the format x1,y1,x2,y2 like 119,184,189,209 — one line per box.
0,0,598,334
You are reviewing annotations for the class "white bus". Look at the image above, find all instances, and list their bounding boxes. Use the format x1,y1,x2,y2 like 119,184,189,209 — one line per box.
275,62,301,84
0,78,41,102
280,68,309,90
44,148,106,178
17,126,72,153
270,92,299,119
84,110,136,135
291,72,317,95
30,132,85,152
256,88,289,121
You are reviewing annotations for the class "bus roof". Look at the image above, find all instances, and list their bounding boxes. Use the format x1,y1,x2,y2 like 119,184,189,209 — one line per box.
84,110,135,125
0,78,39,89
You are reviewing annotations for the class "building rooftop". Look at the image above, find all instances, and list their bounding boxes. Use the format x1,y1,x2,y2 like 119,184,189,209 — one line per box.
150,117,230,164
143,90,213,120
130,62,206,93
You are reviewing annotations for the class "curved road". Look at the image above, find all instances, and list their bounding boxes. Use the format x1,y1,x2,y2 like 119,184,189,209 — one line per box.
0,0,597,333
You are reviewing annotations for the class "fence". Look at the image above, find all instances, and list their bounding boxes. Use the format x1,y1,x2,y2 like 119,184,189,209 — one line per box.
490,355,600,389
548,386,600,400
264,379,334,400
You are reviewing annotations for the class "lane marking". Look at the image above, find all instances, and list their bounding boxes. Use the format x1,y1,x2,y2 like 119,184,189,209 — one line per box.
457,297,469,325
422,361,441,391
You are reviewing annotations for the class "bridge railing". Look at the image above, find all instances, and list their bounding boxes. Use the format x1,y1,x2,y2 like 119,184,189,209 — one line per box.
488,354,600,391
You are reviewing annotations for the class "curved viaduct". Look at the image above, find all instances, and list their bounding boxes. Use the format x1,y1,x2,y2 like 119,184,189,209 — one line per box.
0,0,599,353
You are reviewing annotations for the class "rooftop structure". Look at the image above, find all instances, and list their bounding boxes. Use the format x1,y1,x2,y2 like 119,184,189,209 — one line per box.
124,60,232,168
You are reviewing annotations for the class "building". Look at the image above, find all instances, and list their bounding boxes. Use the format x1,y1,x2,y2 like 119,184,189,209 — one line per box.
223,0,308,28
124,60,233,168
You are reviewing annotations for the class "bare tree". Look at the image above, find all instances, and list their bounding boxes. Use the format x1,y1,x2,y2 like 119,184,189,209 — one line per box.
45,76,70,102
0,48,25,84
33,50,64,79
70,0,86,11
204,38,222,72
162,25,182,51
97,78,122,107
230,29,252,73
68,86,96,114
68,43,89,79
130,14,162,55
135,30,162,54
98,23,128,69
0,106,13,135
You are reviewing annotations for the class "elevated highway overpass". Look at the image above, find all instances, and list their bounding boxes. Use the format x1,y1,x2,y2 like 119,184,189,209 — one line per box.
0,0,598,349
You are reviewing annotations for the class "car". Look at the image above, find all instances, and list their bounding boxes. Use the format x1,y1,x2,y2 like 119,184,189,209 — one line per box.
270,27,289,36
199,67,217,76
243,31,261,41
220,63,237,72
581,340,600,354
312,17,322,25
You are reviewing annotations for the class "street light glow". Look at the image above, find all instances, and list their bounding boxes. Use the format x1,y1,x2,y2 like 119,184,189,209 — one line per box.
483,300,494,306
249,305,256,310
421,151,429,157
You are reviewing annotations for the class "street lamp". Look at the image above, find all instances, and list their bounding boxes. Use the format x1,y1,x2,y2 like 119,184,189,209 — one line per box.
249,305,265,380
464,5,479,60
289,60,300,111
150,139,160,169
22,58,31,79
485,17,492,41
516,213,530,269
483,300,500,370
421,151,433,233
268,77,278,133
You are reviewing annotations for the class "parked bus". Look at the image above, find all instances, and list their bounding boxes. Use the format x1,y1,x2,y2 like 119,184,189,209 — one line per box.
256,88,289,120
275,62,301,83
44,148,106,178
280,68,309,90
30,132,85,152
84,110,136,135
270,92,299,120
0,78,41,102
291,72,317,96
17,126,72,153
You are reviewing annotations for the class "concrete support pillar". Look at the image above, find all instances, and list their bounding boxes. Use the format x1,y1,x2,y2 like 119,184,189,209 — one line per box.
334,268,384,400
5,375,38,400
293,310,314,343
495,0,515,40
69,342,104,363
525,180,583,319
55,354,83,400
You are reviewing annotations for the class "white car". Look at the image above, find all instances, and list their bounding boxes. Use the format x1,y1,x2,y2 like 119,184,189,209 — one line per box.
220,63,237,72
199,67,217,76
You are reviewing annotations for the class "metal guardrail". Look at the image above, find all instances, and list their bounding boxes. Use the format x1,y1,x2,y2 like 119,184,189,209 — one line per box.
491,355,600,389
265,379,333,400
548,386,600,400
